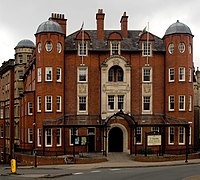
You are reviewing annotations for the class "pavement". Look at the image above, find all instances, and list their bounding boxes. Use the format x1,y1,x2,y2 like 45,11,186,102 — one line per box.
1,153,200,178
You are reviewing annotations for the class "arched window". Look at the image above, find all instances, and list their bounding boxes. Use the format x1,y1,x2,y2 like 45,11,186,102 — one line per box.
108,65,123,82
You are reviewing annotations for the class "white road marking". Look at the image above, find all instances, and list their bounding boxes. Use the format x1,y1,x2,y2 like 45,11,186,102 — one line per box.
110,168,121,171
73,172,84,175
90,170,101,173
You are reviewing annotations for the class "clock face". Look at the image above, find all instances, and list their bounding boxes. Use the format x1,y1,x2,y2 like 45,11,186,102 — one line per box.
57,42,62,53
38,42,42,53
45,41,53,52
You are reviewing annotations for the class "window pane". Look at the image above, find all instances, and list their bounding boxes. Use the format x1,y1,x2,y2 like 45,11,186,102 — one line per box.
79,96,86,111
108,95,114,110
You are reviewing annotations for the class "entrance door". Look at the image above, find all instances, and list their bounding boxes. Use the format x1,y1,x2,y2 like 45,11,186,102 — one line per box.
88,135,95,152
108,127,123,152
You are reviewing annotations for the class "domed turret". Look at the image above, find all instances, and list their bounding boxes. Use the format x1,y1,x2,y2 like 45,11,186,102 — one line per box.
36,20,64,35
15,39,35,49
165,20,192,36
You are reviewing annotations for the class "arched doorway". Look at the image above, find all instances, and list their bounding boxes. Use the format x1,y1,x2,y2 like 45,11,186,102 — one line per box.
108,127,123,152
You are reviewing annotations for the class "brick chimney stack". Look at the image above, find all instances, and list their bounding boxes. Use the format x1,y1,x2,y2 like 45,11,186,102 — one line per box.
120,12,128,38
49,13,67,35
96,9,105,40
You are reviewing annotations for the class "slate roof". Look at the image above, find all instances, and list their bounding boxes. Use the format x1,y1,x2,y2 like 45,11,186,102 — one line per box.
65,30,165,52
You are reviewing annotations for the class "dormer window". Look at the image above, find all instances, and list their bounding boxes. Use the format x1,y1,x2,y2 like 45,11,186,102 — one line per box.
142,42,152,56
78,41,87,56
110,41,120,55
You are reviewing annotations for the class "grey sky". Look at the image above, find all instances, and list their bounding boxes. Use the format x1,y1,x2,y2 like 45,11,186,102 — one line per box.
0,0,200,67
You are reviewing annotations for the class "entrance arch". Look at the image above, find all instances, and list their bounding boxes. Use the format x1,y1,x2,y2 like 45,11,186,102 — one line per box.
108,127,123,152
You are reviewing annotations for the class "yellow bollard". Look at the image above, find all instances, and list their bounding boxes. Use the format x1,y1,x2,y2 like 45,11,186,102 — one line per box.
11,159,16,174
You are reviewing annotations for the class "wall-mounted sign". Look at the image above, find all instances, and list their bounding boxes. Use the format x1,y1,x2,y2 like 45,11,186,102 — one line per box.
147,135,161,146
75,136,87,146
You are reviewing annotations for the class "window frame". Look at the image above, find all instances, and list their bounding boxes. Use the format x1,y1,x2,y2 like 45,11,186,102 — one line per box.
189,95,192,111
28,102,33,115
143,96,151,112
37,128,42,147
108,95,115,111
189,68,192,82
179,95,185,111
142,68,151,82
168,95,175,111
28,128,33,143
37,68,42,82
56,128,62,146
56,96,62,112
37,96,41,112
78,67,87,82
168,127,175,145
78,96,87,112
45,96,52,112
78,41,88,56
45,128,52,147
178,127,185,145
70,128,78,146
136,127,142,144
142,41,152,56
56,67,62,82
110,41,120,55
179,67,185,82
118,95,124,110
45,67,53,82
169,68,175,82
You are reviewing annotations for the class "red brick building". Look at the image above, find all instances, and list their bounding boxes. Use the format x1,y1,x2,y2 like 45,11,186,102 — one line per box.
0,9,196,162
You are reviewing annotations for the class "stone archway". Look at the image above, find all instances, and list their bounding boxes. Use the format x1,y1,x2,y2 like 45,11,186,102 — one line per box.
108,127,123,152
107,123,129,153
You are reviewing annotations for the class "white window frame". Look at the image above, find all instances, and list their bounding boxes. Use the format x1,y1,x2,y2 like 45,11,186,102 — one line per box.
56,96,62,112
189,95,192,111
179,95,185,111
78,67,88,82
78,96,87,112
142,42,152,56
37,96,41,112
56,67,61,82
0,109,3,119
118,95,124,110
189,68,192,82
56,128,62,146
179,67,185,81
28,102,33,115
45,96,52,112
45,128,52,147
37,128,42,147
136,127,142,144
168,127,175,145
18,70,23,80
168,95,175,111
78,41,88,56
142,68,152,82
37,68,42,82
70,128,78,146
178,127,185,145
110,41,120,55
28,128,33,143
108,95,115,111
169,68,175,82
45,67,52,81
142,96,151,113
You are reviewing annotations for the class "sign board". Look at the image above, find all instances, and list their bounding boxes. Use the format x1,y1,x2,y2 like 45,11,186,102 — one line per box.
147,135,161,146
11,159,16,173
75,136,87,146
